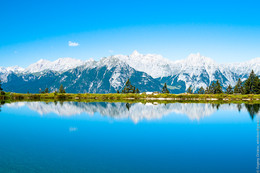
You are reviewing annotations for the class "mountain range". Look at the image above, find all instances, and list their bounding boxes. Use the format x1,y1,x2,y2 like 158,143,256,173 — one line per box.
1,51,260,93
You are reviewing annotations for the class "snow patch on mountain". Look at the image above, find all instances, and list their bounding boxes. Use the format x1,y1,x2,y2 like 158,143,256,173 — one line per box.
0,66,25,82
226,57,260,78
105,50,173,78
0,66,24,73
6,66,25,73
24,58,85,73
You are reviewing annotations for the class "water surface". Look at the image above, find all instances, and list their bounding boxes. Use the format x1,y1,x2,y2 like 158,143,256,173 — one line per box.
0,102,259,173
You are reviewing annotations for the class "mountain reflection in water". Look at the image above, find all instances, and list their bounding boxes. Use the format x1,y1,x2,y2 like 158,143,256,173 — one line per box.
1,101,260,123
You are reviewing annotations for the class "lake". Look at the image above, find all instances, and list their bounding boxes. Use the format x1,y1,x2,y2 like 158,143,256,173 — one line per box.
0,101,259,173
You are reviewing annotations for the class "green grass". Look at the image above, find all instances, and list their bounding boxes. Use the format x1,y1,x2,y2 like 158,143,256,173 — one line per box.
0,92,260,104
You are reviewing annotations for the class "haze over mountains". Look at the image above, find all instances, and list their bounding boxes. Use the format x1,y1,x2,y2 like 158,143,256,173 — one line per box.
1,51,260,93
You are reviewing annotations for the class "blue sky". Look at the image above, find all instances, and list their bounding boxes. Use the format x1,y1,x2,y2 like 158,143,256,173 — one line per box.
1,0,260,67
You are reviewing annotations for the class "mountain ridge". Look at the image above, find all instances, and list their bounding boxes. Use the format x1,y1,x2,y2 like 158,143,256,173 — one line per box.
1,51,260,93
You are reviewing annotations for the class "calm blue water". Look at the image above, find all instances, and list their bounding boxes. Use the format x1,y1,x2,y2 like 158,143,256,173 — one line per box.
0,102,259,173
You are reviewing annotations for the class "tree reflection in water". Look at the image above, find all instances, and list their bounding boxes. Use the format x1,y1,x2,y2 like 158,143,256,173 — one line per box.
211,104,220,110
125,103,132,111
237,104,242,112
1,101,260,122
0,101,5,112
244,104,260,120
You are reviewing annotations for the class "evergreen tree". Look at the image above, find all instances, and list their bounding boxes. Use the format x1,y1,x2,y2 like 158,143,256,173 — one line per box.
256,77,260,94
234,78,244,94
44,88,49,93
205,86,210,94
121,79,135,93
186,86,193,94
215,80,223,94
208,82,215,94
197,87,205,94
244,70,258,94
54,90,58,95
0,80,3,92
161,83,170,93
136,88,140,93
0,80,4,95
225,84,233,94
59,84,66,93
206,80,223,94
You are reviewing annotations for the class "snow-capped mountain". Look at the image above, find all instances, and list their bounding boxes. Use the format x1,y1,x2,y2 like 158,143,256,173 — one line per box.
24,57,85,73
0,66,24,73
0,66,25,83
2,56,162,93
226,57,260,80
159,53,240,91
110,50,173,78
1,51,260,93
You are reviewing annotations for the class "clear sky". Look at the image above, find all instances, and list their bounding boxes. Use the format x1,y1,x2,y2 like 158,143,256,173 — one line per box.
1,0,260,67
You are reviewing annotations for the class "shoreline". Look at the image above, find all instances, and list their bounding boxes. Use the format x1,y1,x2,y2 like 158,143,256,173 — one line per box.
1,93,260,104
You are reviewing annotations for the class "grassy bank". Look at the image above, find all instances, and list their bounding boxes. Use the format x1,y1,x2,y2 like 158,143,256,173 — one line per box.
0,92,260,103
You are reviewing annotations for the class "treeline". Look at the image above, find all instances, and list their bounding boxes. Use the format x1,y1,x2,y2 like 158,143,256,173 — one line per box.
119,79,170,94
0,80,5,95
115,70,260,95
38,84,66,94
0,80,67,95
186,70,260,94
118,79,140,93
